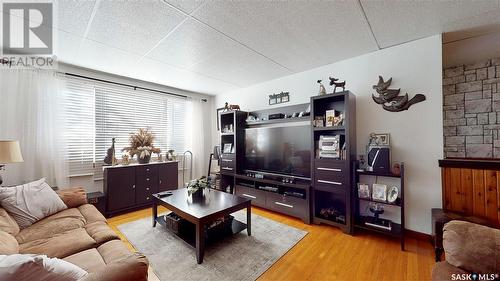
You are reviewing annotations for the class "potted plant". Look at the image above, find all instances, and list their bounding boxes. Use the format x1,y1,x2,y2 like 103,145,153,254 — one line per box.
122,128,161,164
187,177,210,200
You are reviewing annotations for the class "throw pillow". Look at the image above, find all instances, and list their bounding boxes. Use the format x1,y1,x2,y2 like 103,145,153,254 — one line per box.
0,178,67,229
0,254,87,281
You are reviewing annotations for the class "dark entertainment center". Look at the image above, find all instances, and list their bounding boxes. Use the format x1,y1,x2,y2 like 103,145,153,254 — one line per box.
218,91,357,230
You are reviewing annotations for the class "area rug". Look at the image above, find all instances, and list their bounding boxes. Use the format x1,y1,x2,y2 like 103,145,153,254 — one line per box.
117,210,307,281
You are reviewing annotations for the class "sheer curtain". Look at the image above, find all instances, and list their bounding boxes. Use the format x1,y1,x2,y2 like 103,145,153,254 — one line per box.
0,69,68,187
186,98,211,183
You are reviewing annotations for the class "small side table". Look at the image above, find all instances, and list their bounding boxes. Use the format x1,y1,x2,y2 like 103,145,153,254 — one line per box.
87,192,106,215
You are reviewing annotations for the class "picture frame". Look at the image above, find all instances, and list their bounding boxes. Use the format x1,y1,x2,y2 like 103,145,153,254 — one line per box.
281,93,289,103
216,107,225,131
387,186,399,203
375,133,390,146
223,143,233,154
372,183,387,201
357,183,370,199
269,97,277,105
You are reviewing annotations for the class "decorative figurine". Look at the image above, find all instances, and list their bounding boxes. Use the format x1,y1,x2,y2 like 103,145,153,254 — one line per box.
372,75,426,112
329,77,346,93
317,80,326,95
104,138,116,165
223,102,241,111
122,154,130,166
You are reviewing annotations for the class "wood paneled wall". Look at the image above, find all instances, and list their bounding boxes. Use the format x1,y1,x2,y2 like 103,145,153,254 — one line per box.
441,167,500,224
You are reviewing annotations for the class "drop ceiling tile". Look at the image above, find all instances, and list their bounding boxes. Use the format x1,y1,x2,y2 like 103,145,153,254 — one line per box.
163,0,205,14
55,30,83,62
361,0,500,48
55,0,96,36
74,38,142,77
146,18,234,69
191,0,378,72
188,41,292,87
132,57,237,95
86,0,186,55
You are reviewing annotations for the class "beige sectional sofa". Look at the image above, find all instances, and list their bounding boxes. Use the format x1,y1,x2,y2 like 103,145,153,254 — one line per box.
0,188,148,281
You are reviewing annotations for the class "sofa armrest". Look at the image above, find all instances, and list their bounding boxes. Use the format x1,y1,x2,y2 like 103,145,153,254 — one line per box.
78,253,148,281
57,187,88,208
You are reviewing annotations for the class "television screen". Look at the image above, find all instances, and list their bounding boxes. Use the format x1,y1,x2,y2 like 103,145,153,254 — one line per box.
244,125,311,178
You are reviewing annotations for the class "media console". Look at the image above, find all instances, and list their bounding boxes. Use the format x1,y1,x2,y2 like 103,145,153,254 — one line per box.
233,173,311,224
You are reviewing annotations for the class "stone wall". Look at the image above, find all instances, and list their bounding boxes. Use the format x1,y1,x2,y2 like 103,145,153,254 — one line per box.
443,58,500,157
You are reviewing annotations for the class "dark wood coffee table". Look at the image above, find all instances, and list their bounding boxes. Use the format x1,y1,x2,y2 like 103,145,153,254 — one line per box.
152,188,251,264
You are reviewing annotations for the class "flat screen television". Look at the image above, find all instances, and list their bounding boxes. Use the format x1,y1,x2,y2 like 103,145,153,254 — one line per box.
244,125,311,178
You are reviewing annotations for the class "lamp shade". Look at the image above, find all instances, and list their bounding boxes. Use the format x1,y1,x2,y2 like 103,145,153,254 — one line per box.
0,141,24,164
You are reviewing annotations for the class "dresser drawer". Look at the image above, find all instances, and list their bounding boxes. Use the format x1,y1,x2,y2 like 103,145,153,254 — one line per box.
136,191,154,205
136,165,158,175
235,185,265,207
315,169,345,185
265,193,306,218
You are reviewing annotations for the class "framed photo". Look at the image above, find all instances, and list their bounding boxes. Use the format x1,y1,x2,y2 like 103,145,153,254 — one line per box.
325,110,336,127
358,183,370,199
223,143,233,154
216,107,225,131
375,133,390,146
387,186,399,203
372,184,387,201
281,93,290,103
269,97,277,105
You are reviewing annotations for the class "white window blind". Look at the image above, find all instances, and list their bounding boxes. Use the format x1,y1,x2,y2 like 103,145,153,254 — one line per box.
94,83,187,177
62,76,188,179
62,77,95,177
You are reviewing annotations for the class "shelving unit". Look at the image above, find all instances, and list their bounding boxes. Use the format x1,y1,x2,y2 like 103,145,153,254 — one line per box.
310,91,356,233
353,162,405,250
218,110,247,193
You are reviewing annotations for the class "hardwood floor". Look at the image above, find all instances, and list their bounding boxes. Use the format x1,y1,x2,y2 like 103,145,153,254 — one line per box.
107,206,435,281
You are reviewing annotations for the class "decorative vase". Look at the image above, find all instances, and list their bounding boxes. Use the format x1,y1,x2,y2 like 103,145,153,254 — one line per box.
191,188,204,201
137,154,151,164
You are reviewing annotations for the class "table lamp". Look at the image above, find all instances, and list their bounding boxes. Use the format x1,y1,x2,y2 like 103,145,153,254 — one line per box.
0,141,24,185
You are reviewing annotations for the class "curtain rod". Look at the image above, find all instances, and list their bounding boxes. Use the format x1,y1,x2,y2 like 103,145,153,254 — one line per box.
63,72,189,99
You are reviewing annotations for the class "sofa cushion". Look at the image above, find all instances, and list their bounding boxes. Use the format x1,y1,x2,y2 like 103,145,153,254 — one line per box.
57,187,87,208
63,248,107,273
16,208,86,244
97,239,135,265
78,204,106,224
0,178,67,229
431,261,468,281
85,221,120,245
0,254,87,281
0,231,18,254
0,208,19,236
19,228,96,259
79,253,148,281
443,220,500,273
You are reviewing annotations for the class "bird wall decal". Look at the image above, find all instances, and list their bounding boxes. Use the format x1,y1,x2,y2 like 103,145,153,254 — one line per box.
371,75,426,112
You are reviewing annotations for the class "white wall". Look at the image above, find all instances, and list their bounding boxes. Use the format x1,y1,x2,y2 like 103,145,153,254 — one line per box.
215,35,443,234
443,31,500,68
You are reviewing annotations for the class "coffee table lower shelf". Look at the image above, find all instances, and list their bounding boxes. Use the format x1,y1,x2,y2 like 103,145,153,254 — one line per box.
155,214,247,248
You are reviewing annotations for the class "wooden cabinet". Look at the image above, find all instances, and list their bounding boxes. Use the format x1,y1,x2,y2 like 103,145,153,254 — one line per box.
104,162,178,216
311,91,356,234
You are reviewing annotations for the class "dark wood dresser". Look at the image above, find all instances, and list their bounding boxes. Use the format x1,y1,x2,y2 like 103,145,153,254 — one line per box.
103,161,178,217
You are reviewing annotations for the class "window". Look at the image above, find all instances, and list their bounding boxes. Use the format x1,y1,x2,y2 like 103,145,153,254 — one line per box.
62,77,95,176
62,76,188,178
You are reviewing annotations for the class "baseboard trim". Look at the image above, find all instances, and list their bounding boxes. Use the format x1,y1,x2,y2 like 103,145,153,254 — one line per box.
405,229,431,242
